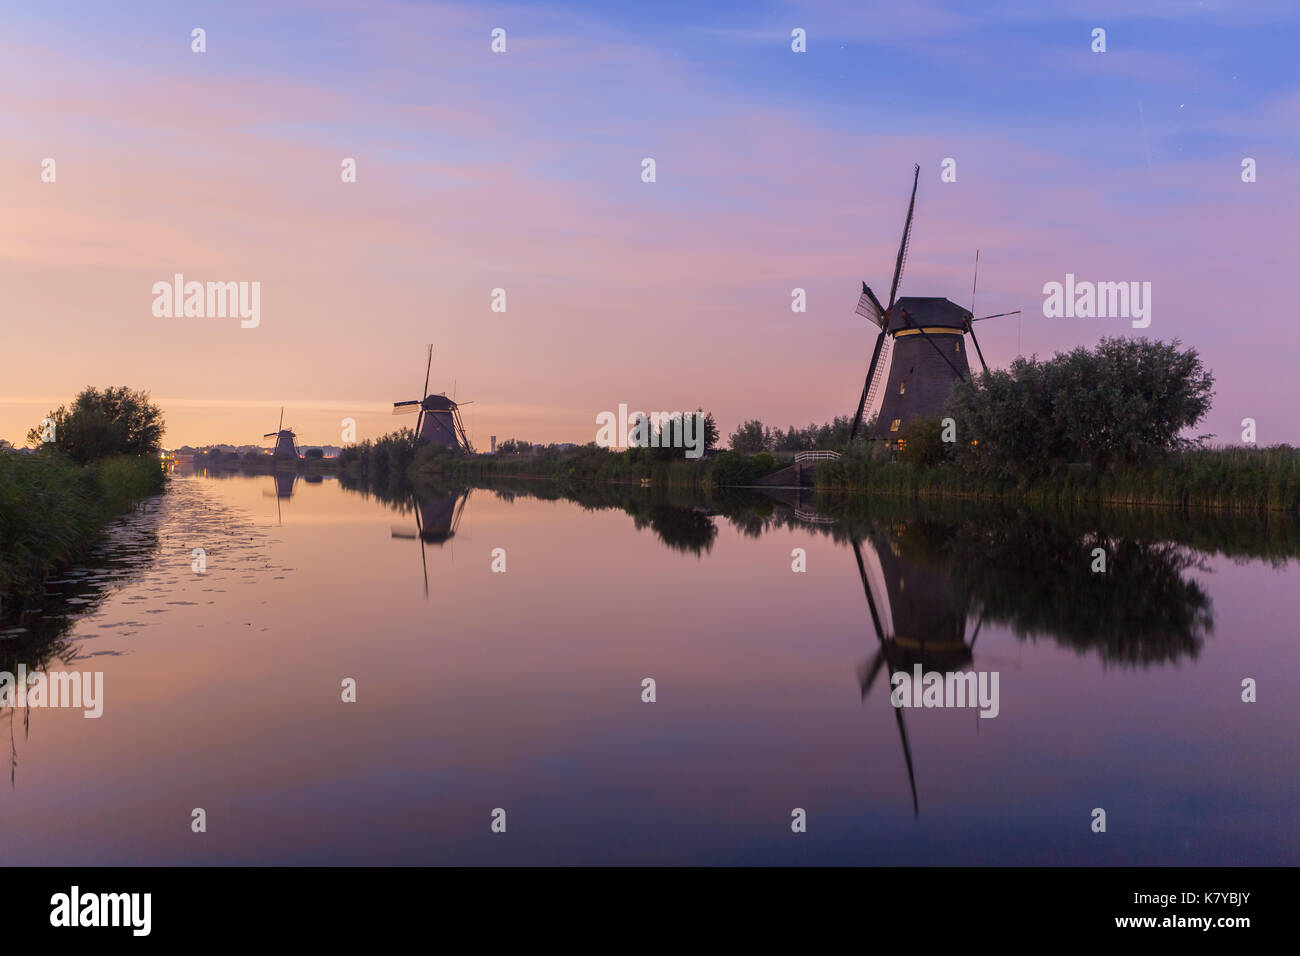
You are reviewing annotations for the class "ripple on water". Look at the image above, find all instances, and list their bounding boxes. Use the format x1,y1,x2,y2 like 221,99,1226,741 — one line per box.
7,476,292,663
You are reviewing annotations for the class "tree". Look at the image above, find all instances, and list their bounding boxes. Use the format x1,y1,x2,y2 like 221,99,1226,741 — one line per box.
28,386,165,464
698,409,719,454
946,337,1214,481
728,419,770,454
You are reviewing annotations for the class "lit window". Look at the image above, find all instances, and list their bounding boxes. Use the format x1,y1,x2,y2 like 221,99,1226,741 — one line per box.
890,419,901,432
955,341,961,352
898,382,906,395
896,439,908,451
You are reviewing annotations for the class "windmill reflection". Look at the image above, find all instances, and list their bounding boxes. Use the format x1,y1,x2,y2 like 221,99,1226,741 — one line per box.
262,472,298,525
391,487,471,597
849,524,984,818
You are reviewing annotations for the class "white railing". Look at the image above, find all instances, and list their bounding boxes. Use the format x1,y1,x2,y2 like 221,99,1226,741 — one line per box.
793,450,842,463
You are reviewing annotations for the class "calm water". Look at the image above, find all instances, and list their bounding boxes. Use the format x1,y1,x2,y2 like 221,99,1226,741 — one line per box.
2,471,1296,865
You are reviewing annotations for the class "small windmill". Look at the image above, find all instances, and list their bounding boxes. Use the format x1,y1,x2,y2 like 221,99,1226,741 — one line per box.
264,407,299,458
850,166,1019,444
392,345,474,453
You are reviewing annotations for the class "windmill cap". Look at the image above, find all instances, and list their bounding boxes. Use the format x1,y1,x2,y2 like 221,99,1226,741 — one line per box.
421,394,458,410
887,297,972,333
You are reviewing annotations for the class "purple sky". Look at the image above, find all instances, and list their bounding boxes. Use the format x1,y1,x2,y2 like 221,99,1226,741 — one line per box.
2,0,1297,448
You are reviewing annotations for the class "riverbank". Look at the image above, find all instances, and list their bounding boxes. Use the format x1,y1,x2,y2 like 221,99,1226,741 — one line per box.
814,445,1300,513
0,453,165,611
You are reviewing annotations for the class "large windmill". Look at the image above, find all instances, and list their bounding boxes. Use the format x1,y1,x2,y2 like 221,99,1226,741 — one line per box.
850,165,1019,444
393,345,474,454
264,407,299,459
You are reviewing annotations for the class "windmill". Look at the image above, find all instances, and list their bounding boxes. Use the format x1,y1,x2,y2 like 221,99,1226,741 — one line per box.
850,166,1019,445
390,487,471,597
392,345,474,453
263,407,300,459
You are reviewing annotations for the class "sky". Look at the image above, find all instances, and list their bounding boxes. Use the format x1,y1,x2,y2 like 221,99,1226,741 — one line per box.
2,0,1298,448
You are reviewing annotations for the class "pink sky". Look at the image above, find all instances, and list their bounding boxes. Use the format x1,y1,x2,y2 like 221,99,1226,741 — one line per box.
2,1,1297,448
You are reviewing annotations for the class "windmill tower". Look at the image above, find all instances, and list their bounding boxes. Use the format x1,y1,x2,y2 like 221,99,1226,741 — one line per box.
264,407,299,459
850,165,1019,446
392,345,474,454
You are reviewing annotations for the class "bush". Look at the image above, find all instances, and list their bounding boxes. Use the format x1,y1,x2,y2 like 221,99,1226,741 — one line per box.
304,447,324,460
947,337,1214,482
28,386,165,464
895,418,952,466
753,452,776,474
710,452,762,486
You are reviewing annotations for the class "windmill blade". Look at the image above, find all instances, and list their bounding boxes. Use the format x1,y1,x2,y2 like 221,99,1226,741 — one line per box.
278,407,284,432
855,282,885,328
422,345,433,398
967,322,990,377
893,702,920,817
393,402,420,415
850,330,889,440
887,164,920,310
263,432,278,438
973,310,1021,322
851,538,888,647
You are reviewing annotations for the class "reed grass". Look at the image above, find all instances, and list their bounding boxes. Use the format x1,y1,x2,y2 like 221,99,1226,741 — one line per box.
815,445,1300,512
0,453,164,608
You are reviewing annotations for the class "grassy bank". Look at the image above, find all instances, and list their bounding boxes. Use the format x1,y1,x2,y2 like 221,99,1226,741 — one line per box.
0,454,165,609
815,445,1300,512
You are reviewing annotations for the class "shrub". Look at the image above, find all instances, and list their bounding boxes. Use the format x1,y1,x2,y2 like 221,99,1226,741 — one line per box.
710,452,762,486
27,386,165,464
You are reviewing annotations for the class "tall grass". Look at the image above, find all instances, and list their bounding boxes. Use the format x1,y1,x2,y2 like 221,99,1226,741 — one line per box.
816,444,1300,512
0,453,164,607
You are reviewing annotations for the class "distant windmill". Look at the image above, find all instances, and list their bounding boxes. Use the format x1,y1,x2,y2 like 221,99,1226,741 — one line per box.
392,345,474,453
850,165,1019,445
264,407,300,459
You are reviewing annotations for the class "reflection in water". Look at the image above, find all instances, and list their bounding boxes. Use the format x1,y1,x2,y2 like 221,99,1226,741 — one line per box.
850,527,982,817
338,475,1234,822
6,471,1295,863
390,487,471,596
0,496,163,786
264,472,298,525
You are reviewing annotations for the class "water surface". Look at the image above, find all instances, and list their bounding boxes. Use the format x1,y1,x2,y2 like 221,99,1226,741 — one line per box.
2,472,1295,865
